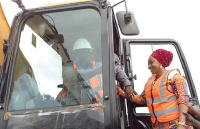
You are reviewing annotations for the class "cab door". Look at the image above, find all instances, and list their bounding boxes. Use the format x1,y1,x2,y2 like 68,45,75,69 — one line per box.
122,39,200,128
0,1,116,128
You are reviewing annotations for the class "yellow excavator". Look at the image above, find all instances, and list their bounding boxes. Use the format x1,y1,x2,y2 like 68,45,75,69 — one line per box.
0,2,10,69
0,0,199,129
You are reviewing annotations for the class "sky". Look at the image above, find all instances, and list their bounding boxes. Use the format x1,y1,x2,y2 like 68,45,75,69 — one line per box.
1,0,200,97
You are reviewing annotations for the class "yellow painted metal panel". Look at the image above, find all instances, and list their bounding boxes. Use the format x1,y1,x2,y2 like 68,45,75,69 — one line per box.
0,2,10,68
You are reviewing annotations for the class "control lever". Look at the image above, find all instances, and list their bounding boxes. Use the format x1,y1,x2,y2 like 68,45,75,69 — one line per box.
57,84,65,88
57,84,65,105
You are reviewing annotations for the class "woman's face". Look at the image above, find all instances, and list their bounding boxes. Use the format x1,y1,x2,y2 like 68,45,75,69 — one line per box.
148,56,162,74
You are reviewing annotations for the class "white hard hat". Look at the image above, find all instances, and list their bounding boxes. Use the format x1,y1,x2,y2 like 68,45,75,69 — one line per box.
73,38,92,50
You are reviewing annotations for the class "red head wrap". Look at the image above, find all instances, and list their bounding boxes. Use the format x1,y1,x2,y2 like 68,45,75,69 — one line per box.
151,49,173,67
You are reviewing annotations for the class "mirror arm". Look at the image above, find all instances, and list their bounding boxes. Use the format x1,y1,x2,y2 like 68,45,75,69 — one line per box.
12,0,25,11
112,0,128,13
111,0,124,8
124,0,128,13
112,0,131,22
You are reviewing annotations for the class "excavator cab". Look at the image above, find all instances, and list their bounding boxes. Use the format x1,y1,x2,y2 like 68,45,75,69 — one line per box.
0,1,110,128
0,0,199,129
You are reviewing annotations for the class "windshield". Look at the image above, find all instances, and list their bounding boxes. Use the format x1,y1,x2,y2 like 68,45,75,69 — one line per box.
8,8,103,110
6,7,105,129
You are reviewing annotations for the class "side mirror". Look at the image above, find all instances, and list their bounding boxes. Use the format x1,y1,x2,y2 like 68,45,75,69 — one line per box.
116,11,139,35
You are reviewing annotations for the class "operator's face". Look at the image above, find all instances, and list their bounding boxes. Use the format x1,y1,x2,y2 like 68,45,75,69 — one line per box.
148,56,162,74
75,49,93,62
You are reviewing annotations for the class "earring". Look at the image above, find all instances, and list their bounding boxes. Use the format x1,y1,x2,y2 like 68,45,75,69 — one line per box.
160,65,162,68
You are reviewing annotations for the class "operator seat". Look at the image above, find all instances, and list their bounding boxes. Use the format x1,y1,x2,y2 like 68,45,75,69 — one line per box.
8,73,40,111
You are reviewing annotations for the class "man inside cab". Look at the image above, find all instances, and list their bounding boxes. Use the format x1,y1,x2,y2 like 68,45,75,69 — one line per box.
57,38,134,106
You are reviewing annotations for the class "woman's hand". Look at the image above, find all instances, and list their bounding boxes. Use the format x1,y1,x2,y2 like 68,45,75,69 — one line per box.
127,93,136,102
116,86,137,103
116,86,126,97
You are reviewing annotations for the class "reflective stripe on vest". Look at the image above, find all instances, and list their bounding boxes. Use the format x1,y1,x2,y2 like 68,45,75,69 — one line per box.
146,72,177,104
145,70,179,123
73,62,103,102
144,74,156,92
150,106,179,118
89,74,103,102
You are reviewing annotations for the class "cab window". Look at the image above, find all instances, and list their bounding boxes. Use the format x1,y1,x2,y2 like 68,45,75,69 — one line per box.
8,8,102,111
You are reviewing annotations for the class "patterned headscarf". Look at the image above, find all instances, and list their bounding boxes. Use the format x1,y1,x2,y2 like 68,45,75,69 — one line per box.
151,49,173,67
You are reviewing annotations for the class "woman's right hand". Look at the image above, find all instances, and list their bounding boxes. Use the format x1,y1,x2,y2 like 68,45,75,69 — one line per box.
116,86,137,102
116,86,126,98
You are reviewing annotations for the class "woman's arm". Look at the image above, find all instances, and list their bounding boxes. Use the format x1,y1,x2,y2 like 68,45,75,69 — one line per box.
116,86,146,104
171,73,189,128
178,103,188,128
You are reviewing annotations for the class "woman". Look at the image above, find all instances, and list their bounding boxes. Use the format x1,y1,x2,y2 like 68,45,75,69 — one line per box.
117,49,192,129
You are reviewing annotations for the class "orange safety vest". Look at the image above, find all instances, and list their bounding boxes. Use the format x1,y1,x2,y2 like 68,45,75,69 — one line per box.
57,61,103,102
89,73,103,102
73,61,103,102
145,69,180,124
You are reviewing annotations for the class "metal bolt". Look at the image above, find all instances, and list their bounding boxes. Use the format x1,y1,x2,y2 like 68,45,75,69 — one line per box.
0,106,4,110
104,96,109,100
